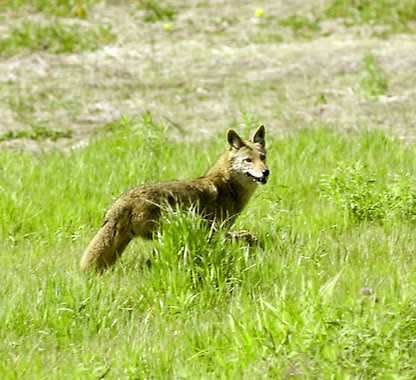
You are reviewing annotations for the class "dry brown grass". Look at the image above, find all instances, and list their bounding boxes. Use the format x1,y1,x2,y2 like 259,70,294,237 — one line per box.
0,0,415,150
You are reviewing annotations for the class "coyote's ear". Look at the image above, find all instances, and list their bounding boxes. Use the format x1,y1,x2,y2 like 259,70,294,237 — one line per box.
227,129,245,150
252,125,265,148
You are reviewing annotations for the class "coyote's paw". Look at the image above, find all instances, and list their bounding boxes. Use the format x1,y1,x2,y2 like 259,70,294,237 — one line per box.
226,230,262,248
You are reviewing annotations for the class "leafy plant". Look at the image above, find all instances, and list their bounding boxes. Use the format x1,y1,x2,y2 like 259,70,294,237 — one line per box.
321,162,416,223
386,175,416,222
320,161,386,222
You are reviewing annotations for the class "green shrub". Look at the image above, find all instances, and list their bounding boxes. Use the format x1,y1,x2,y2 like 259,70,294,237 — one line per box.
320,161,386,222
386,175,416,222
321,162,416,222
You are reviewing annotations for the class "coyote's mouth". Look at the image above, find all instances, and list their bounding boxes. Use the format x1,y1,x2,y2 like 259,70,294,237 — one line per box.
245,172,268,184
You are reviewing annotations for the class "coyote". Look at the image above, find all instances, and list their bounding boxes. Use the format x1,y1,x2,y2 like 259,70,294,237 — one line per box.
80,126,269,272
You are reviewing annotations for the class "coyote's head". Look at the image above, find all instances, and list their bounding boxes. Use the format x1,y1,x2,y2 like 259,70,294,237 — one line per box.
227,125,269,185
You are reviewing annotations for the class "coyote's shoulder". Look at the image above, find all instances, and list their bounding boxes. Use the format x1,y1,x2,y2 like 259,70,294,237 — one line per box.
80,126,269,272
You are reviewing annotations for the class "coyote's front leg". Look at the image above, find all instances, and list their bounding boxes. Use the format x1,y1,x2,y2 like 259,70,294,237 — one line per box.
225,229,262,247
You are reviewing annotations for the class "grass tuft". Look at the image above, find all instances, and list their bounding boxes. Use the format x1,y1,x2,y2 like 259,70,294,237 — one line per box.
153,208,251,297
359,53,388,98
321,161,386,222
279,0,416,40
0,125,72,142
0,21,115,56
279,14,321,39
1,0,99,18
325,0,416,34
138,0,176,23
321,160,416,222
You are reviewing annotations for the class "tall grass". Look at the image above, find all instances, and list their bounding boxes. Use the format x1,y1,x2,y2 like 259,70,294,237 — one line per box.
1,118,416,377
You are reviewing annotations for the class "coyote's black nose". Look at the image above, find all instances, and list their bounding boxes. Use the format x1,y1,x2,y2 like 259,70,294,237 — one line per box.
263,169,270,177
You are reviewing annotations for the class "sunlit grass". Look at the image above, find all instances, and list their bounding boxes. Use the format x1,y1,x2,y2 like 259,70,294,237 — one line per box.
0,21,114,56
0,0,99,18
325,0,416,32
1,117,416,377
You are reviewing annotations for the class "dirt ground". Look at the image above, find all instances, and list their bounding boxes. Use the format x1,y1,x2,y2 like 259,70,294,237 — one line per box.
1,0,416,151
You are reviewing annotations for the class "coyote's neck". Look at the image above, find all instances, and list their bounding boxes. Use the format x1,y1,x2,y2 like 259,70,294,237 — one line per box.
205,150,232,177
205,150,257,209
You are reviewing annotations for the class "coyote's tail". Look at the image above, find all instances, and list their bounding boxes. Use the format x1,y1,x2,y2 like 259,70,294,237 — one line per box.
80,220,131,272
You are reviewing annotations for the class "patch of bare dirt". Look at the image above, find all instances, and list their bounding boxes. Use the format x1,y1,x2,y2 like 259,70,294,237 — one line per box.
1,0,416,151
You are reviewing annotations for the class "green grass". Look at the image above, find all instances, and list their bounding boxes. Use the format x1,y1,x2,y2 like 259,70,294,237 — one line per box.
325,0,416,31
278,0,416,39
252,30,284,44
1,117,416,378
359,53,389,98
321,160,416,222
1,0,99,18
279,14,321,39
0,21,115,56
0,125,72,142
138,0,176,23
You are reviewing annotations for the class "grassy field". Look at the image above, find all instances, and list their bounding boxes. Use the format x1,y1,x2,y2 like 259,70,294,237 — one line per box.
1,116,416,378
1,0,416,378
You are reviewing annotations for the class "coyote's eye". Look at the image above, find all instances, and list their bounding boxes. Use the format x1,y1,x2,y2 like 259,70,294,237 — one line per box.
243,158,253,163
260,154,266,161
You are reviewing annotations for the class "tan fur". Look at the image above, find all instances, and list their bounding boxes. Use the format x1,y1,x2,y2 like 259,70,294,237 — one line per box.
80,126,269,272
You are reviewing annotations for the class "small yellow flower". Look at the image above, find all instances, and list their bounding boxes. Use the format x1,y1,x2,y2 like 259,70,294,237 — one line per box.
255,8,265,18
163,23,173,32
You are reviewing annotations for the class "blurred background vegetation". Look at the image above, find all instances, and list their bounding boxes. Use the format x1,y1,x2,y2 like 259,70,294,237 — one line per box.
0,0,415,150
